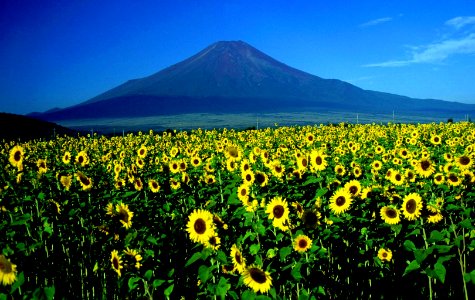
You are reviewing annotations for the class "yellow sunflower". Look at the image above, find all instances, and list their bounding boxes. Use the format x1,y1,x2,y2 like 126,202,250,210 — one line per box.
116,202,134,229
75,150,89,167
433,173,445,185
242,265,273,294
75,171,93,191
8,145,24,168
389,170,405,186
377,248,392,262
446,172,462,187
344,180,362,197
204,234,221,251
230,244,246,274
148,179,160,193
137,145,147,158
241,170,255,185
254,171,269,187
237,183,250,203
110,250,123,277
0,255,17,286
265,196,290,231
401,193,423,221
329,188,353,215
302,209,322,228
62,151,71,164
294,235,312,253
380,206,401,225
186,209,215,244
456,154,473,169
415,158,435,177
60,175,72,191
334,164,346,176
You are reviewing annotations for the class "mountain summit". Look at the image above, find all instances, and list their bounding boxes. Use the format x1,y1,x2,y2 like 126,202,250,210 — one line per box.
35,40,475,120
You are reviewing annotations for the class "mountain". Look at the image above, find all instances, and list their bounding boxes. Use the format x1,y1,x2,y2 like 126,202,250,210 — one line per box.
0,112,77,141
33,40,475,121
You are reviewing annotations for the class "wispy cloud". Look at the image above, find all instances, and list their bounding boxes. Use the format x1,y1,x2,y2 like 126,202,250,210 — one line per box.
445,16,475,30
364,17,475,67
359,17,393,28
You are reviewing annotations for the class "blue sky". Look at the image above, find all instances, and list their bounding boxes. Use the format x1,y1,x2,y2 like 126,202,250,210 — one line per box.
1,0,475,114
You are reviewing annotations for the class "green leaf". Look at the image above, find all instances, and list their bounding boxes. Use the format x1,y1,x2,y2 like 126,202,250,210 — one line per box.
406,228,420,237
460,219,472,229
216,277,231,298
164,284,174,297
0,293,7,300
291,263,303,281
315,187,328,197
428,230,444,243
404,260,420,276
44,286,55,300
463,272,471,283
250,243,260,255
10,272,24,293
185,252,202,267
470,270,475,284
433,262,446,284
147,236,158,245
153,279,166,288
403,240,417,251
198,265,210,283
279,246,292,261
128,277,141,291
242,290,256,300
144,269,153,281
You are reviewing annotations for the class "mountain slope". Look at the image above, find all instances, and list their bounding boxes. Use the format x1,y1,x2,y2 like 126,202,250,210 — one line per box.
34,40,475,121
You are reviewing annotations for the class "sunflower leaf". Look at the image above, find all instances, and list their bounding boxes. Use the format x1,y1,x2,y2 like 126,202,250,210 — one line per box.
279,246,292,262
403,240,417,252
291,263,303,281
198,265,210,283
128,277,141,291
250,243,260,255
433,262,446,284
185,252,202,267
403,260,420,276
428,230,444,243
470,270,475,284
163,284,174,297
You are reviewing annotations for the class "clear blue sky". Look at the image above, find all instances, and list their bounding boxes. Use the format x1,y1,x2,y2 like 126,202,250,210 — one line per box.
1,0,475,115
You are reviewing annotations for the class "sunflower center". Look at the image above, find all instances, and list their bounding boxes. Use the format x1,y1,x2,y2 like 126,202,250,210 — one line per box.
298,239,308,249
336,196,346,206
405,199,417,214
235,252,242,264
152,182,158,189
315,156,322,165
246,174,252,181
460,156,470,165
194,218,207,234
386,208,397,218
78,156,84,164
249,267,268,284
435,175,442,181
228,147,239,158
349,186,358,195
274,166,282,173
119,210,130,222
382,252,388,258
421,160,430,171
273,205,285,219
395,174,402,181
14,151,21,162
240,188,247,196
255,173,265,184
448,174,458,182
112,257,119,269
79,175,90,186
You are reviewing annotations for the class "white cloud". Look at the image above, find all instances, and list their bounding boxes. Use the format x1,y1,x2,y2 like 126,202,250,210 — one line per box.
359,17,393,28
445,16,475,30
364,18,475,68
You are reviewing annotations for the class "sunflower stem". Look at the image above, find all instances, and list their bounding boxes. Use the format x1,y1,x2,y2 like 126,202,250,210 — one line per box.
449,216,469,300
421,222,433,300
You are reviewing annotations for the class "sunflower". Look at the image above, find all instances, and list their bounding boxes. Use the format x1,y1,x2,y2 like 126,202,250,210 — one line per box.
415,158,435,177
371,160,383,171
116,202,134,229
377,248,392,262
186,209,215,244
137,145,147,158
242,265,273,294
242,170,255,185
334,164,346,176
254,171,269,187
225,145,242,161
302,209,322,228
389,170,405,186
401,193,423,221
60,175,72,191
8,145,24,168
292,202,304,218
0,254,17,286
230,244,246,274
427,206,444,224
75,150,89,167
204,174,216,185
433,173,444,185
344,180,361,197
115,178,126,190
329,188,353,215
297,155,309,171
169,160,180,174
226,159,237,172
294,235,312,253
191,156,202,167
430,134,442,145
134,178,143,191
456,154,473,169
446,173,462,187
205,234,221,251
124,247,143,269
110,250,123,277
271,161,285,178
265,196,290,231
106,203,115,216
62,151,71,164
353,165,362,178
170,178,181,190
237,183,250,203
75,171,92,191
380,206,401,225
148,179,160,193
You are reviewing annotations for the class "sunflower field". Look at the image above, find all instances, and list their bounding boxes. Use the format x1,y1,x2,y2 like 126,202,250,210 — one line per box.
1,122,475,299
